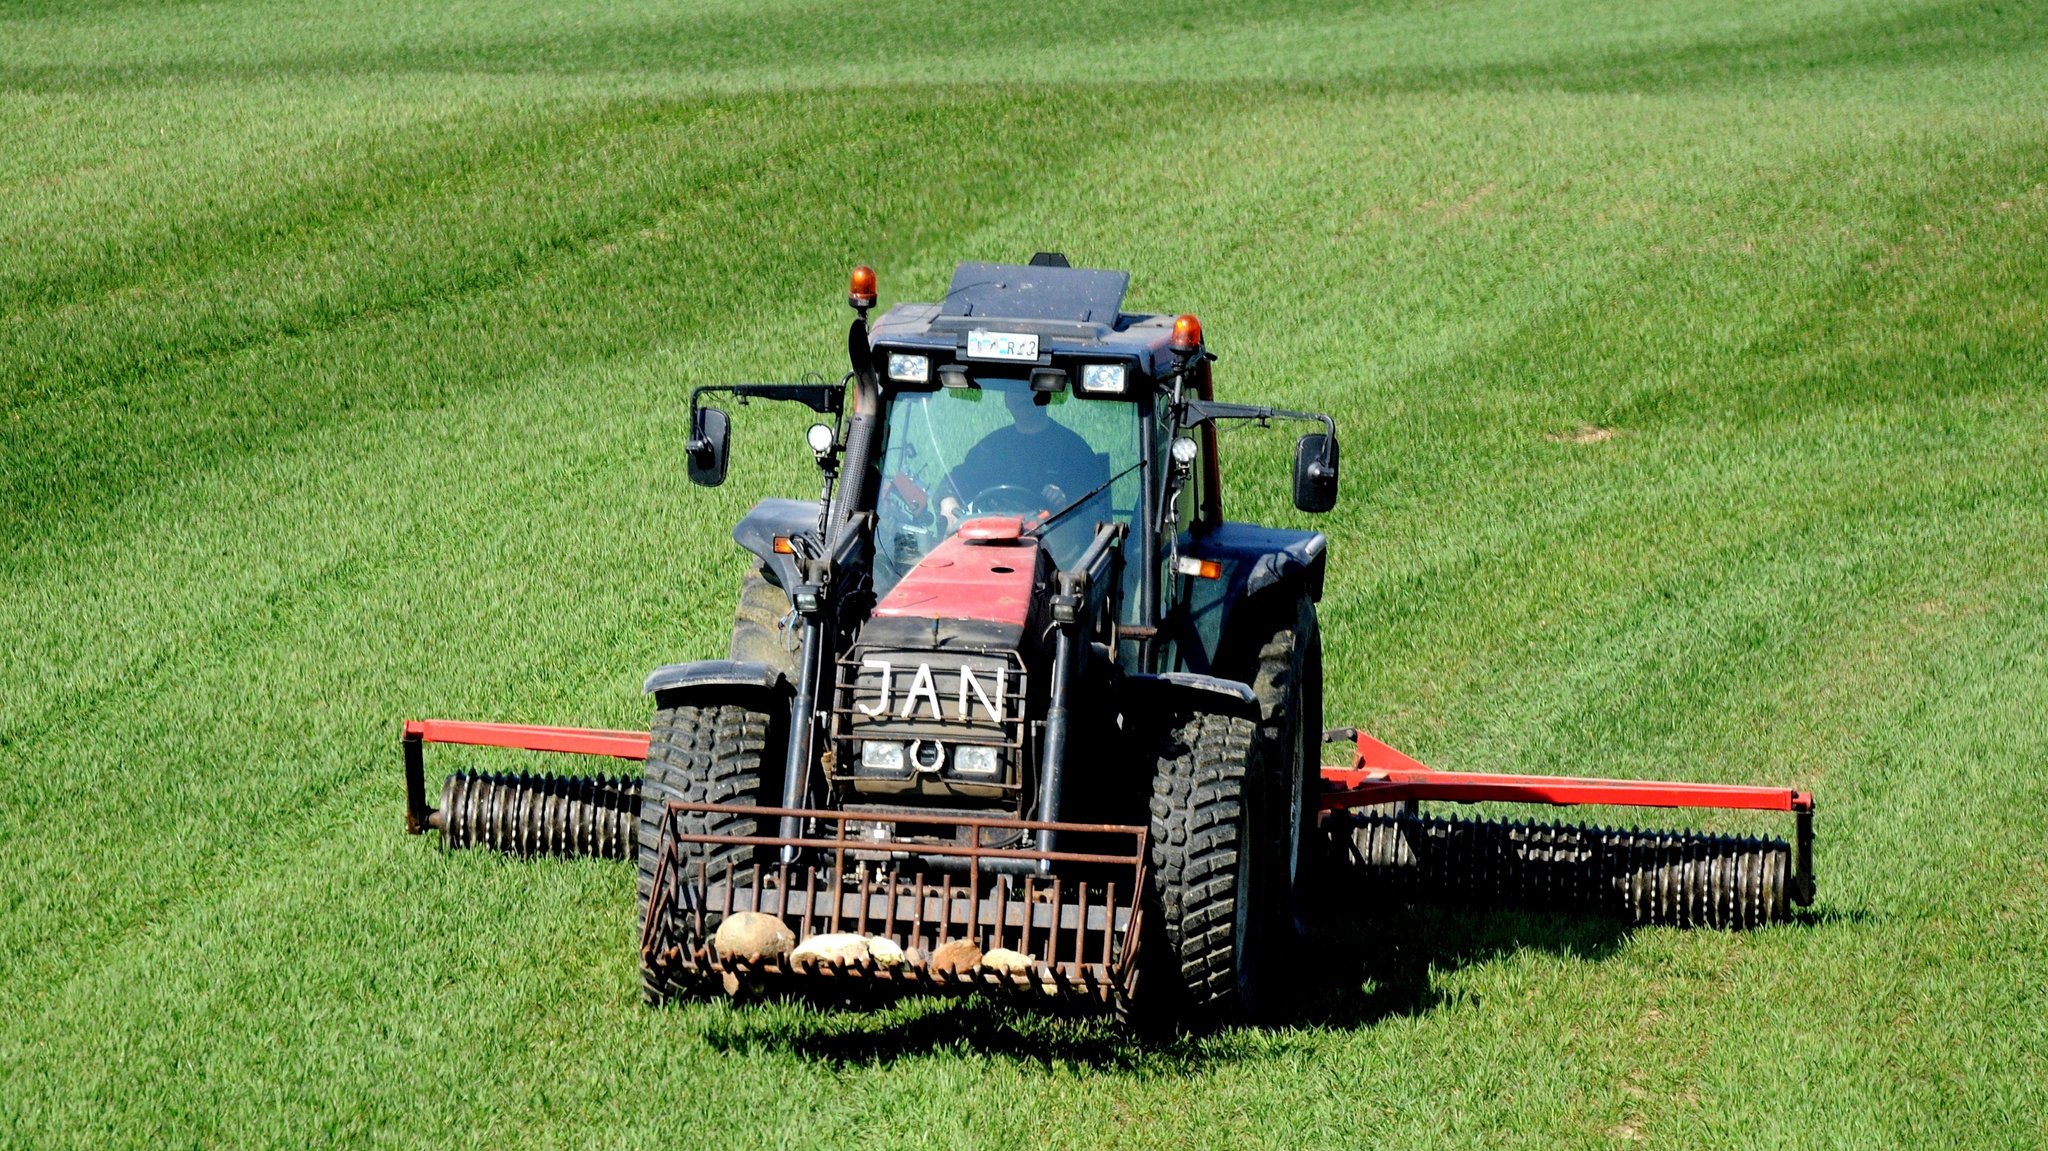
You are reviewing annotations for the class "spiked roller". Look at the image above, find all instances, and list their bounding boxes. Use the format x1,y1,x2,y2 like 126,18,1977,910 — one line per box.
1344,813,1795,928
1321,728,1815,927
435,770,640,859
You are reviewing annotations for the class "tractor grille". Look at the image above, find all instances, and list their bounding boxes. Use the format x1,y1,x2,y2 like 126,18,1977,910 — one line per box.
829,647,1027,749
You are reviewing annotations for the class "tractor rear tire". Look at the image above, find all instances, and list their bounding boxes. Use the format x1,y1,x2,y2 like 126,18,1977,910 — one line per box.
636,700,784,1004
1126,706,1261,1032
1248,594,1324,954
727,566,797,678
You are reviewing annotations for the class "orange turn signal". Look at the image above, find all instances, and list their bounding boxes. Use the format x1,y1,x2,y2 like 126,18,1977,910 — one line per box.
772,536,795,555
1174,556,1222,580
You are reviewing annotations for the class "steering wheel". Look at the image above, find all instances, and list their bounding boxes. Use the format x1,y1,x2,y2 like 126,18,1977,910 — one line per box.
961,483,1048,518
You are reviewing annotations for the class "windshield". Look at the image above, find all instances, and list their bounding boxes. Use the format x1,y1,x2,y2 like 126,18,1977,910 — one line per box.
873,378,1143,604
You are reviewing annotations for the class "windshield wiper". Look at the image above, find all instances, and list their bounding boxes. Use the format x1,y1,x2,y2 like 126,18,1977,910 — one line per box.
1026,461,1143,537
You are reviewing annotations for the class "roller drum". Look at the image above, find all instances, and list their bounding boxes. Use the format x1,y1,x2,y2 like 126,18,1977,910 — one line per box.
1348,813,1791,929
437,771,641,859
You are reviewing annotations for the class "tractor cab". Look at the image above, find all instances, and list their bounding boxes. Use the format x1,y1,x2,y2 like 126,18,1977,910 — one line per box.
869,374,1132,590
858,255,1336,676
864,259,1168,633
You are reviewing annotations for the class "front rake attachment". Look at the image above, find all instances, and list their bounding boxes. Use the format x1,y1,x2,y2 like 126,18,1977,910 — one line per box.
640,804,1147,1004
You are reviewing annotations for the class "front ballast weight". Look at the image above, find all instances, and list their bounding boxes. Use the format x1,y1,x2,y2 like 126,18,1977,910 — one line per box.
1323,729,1816,929
640,803,1147,1004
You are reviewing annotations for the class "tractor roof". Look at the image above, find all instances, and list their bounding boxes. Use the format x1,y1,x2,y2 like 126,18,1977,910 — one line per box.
867,258,1184,381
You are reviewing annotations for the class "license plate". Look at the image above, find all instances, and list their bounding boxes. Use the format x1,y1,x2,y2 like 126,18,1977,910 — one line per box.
966,330,1039,362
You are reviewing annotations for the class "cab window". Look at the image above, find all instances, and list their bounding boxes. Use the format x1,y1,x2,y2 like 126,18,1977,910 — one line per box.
874,379,1142,596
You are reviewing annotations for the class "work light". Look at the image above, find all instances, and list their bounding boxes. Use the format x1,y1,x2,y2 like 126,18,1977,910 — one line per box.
887,354,930,383
1078,363,1127,394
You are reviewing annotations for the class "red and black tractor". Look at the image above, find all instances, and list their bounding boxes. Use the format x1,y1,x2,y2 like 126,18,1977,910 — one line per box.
402,256,1814,1026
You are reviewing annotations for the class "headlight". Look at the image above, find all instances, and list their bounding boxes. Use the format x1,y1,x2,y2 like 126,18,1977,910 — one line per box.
887,354,931,384
859,740,908,776
950,744,1002,778
1078,363,1126,394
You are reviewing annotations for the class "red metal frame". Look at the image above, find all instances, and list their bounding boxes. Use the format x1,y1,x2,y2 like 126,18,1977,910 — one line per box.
1321,729,1813,814
404,718,650,760
402,720,1814,814
401,720,1815,817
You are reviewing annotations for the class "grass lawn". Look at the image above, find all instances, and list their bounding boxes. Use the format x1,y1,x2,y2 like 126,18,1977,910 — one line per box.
3,0,2045,1145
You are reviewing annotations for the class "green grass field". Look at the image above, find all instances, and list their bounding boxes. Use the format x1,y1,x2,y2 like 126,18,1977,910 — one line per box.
4,0,2046,1145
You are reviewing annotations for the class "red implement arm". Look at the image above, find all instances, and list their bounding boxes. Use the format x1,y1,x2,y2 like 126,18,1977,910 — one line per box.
1318,728,1815,906
404,719,650,760
1321,730,1813,813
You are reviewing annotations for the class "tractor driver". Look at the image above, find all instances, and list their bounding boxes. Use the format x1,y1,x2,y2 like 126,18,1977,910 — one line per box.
935,383,1110,538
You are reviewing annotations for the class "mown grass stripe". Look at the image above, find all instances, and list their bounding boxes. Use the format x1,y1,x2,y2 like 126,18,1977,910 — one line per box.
3,0,2044,1146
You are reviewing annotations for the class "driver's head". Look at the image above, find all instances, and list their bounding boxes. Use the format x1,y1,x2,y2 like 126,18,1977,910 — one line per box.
1004,385,1052,433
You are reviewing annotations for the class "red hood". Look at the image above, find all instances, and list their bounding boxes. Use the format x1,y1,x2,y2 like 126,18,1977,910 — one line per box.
873,517,1040,628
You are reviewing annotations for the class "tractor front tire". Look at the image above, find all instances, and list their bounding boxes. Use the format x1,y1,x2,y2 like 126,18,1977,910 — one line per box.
1127,706,1261,1032
637,700,783,1004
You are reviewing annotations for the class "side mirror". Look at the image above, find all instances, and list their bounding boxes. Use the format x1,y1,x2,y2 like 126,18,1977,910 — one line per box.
1292,432,1338,513
687,407,731,487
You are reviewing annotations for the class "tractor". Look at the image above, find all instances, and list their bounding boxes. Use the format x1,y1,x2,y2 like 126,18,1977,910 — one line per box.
402,256,1814,1027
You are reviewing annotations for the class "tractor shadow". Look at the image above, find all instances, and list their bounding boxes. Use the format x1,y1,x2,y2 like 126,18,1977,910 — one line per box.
696,993,1206,1071
1294,898,1636,1029
1259,895,1855,1031
692,892,1848,1069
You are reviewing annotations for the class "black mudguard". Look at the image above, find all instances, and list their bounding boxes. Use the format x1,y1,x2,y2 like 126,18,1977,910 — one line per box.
643,659,790,708
1120,671,1258,721
732,498,821,592
1179,523,1327,675
1188,522,1328,602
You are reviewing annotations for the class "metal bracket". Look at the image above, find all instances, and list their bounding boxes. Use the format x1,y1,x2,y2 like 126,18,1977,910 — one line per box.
1794,807,1817,907
403,729,433,836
